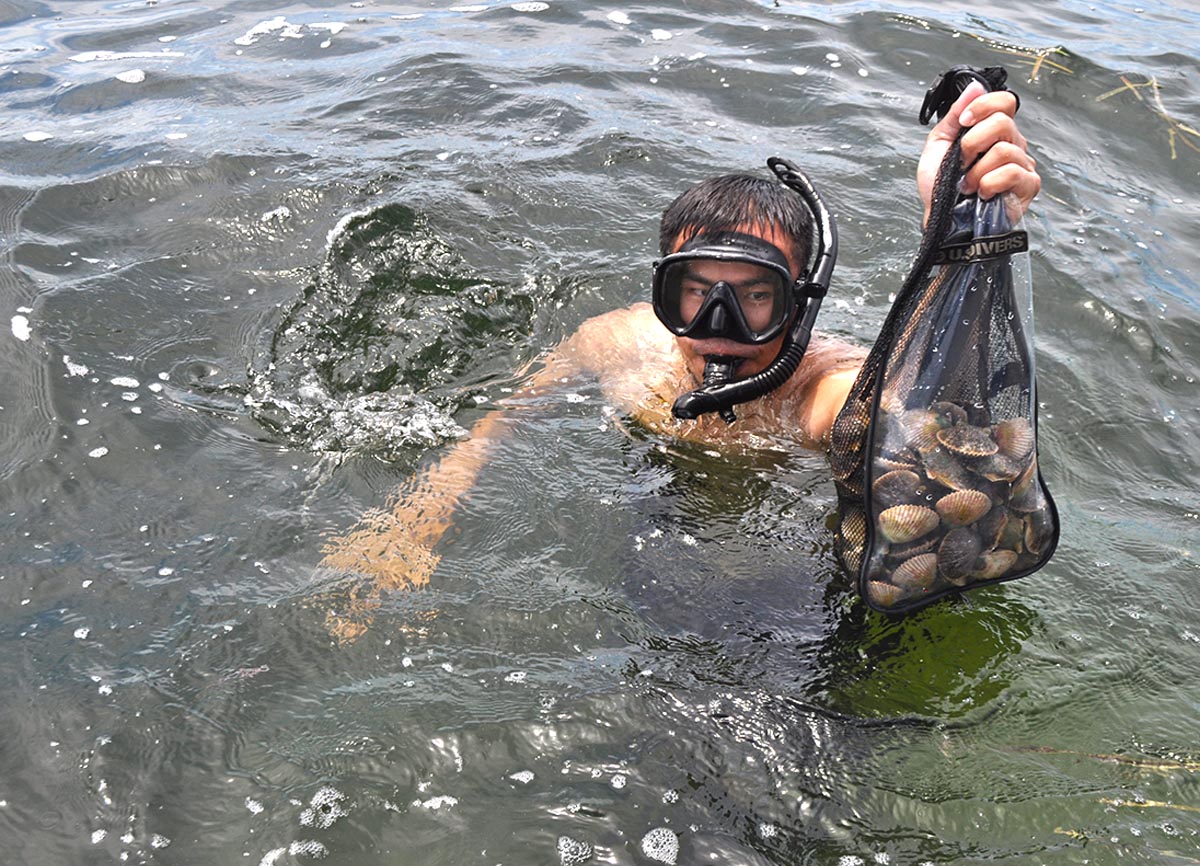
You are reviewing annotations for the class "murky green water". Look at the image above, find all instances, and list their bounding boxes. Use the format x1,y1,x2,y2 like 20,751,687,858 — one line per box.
2,1,1198,863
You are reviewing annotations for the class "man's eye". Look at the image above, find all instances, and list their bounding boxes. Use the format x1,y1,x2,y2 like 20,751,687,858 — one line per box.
741,287,775,303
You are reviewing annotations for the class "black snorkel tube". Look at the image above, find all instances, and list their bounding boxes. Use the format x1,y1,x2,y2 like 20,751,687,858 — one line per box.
671,156,837,423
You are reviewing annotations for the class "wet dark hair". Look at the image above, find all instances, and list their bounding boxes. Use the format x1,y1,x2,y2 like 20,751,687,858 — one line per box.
658,173,814,271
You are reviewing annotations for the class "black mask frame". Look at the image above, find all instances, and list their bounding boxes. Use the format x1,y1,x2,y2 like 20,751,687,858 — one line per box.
652,231,799,345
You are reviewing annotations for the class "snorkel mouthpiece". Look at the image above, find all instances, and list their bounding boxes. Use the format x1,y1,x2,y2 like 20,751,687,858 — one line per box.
670,157,837,424
673,355,740,423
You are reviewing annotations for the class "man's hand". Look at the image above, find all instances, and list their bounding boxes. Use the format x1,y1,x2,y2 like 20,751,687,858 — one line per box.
917,81,1041,225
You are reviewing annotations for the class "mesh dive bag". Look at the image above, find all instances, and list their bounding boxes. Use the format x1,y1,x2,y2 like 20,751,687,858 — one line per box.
829,66,1059,613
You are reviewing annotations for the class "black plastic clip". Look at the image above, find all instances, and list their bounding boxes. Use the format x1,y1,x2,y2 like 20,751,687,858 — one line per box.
919,65,1014,125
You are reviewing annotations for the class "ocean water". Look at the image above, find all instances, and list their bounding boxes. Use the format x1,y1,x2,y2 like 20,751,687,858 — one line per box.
2,1,1198,863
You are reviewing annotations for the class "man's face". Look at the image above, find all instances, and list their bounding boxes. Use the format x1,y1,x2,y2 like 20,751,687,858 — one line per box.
668,224,801,385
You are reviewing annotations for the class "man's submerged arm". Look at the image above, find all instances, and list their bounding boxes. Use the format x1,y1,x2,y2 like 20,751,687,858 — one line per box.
317,315,620,643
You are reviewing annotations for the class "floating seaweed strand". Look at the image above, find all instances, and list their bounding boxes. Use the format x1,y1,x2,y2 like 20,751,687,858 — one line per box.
1097,74,1200,160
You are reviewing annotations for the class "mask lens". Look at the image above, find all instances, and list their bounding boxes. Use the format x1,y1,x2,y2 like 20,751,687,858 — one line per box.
659,258,789,341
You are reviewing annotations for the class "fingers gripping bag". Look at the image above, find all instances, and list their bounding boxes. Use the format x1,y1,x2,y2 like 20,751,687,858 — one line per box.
830,65,1059,612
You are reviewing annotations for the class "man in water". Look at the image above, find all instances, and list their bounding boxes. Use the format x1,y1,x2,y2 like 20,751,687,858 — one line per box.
319,81,1040,643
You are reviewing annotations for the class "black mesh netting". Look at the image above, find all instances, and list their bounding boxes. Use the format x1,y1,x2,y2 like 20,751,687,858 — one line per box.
829,73,1059,613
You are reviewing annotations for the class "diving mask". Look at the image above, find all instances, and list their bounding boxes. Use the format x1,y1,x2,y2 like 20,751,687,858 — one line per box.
652,232,798,345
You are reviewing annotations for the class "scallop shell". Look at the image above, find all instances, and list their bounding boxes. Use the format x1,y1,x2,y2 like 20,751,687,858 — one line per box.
993,417,1035,461
938,527,982,584
877,504,940,544
923,448,975,491
898,409,946,453
931,401,969,426
1024,508,1053,557
976,505,1010,550
973,452,1023,482
872,469,922,510
892,553,938,590
867,580,907,608
1000,513,1026,553
937,424,999,458
886,534,941,561
1011,458,1037,498
1009,478,1043,513
877,445,921,474
878,389,907,416
935,489,992,527
971,549,1018,581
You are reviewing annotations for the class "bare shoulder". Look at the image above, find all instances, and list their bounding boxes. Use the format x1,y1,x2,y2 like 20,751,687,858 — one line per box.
785,333,866,445
563,302,674,365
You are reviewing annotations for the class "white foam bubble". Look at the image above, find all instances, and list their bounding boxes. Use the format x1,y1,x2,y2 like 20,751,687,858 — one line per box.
640,827,678,864
245,798,265,814
115,69,145,83
74,627,90,639
610,773,627,789
651,29,672,40
289,840,328,858
150,834,170,849
512,1,549,10
557,835,593,865
234,17,293,46
504,670,527,683
413,795,458,809
261,206,292,222
88,446,109,458
111,376,139,388
607,11,631,24
64,356,90,376
70,50,184,63
11,315,31,341
300,786,347,828
91,829,107,844
509,770,535,784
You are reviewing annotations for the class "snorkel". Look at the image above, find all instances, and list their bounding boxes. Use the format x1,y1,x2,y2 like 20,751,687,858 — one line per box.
670,157,837,423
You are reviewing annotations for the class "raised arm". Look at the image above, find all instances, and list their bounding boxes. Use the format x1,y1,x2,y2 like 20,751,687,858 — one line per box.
917,81,1041,225
804,83,1042,445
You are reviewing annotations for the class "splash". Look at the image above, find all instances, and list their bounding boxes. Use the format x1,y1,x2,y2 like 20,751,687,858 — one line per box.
248,202,568,461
